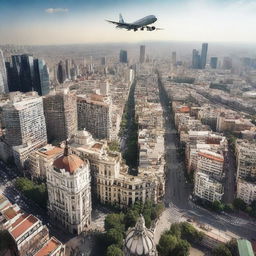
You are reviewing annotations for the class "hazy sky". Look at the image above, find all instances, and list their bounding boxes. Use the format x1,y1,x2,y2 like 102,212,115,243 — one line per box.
1,0,256,45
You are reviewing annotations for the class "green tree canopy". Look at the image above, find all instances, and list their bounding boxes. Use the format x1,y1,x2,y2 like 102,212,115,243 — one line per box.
172,239,190,256
124,210,139,229
180,222,204,244
106,245,124,256
157,234,178,256
105,229,124,248
212,244,232,256
233,198,246,211
104,213,125,232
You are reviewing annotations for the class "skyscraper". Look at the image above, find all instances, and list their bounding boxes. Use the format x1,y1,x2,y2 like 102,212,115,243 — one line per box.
57,61,66,84
140,45,146,63
200,43,208,69
0,49,8,93
210,57,218,69
192,49,200,69
65,59,71,80
33,59,50,96
171,51,176,66
119,50,128,63
20,54,34,92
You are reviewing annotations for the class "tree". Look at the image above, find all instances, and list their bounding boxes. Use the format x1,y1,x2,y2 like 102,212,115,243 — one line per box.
169,223,181,238
226,238,239,256
105,229,124,248
233,198,246,211
124,210,138,229
212,200,224,212
212,244,232,256
104,214,125,232
106,245,124,256
172,239,190,256
0,230,15,254
157,234,177,256
180,222,204,244
224,203,234,213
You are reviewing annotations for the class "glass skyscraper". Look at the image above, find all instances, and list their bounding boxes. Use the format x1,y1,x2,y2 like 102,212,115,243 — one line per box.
200,43,208,69
34,59,50,96
0,49,8,93
119,50,128,63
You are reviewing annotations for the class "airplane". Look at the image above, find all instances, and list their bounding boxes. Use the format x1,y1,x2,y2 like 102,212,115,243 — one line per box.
106,14,163,31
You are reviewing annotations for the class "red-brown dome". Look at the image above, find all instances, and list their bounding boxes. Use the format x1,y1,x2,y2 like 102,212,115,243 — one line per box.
53,154,84,174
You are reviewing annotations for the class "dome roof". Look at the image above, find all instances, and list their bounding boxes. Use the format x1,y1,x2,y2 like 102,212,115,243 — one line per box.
53,141,84,174
125,215,156,256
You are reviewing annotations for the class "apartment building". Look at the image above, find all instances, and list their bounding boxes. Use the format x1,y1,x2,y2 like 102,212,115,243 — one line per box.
77,93,112,140
43,89,77,142
237,179,256,204
194,172,224,202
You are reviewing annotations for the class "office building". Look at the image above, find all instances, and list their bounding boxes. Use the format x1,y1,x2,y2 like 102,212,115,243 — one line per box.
57,61,66,84
65,59,71,80
192,49,200,69
6,54,50,95
171,51,176,66
0,49,8,93
120,50,128,63
43,89,77,142
200,43,208,69
222,57,232,70
3,93,47,147
77,93,112,140
33,59,50,96
47,142,91,234
101,56,106,65
210,57,218,69
140,45,146,63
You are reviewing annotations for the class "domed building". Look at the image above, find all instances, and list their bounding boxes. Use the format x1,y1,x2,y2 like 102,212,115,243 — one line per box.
47,141,91,234
124,215,158,256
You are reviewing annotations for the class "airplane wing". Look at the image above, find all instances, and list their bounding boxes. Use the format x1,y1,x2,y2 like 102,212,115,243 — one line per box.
105,20,139,30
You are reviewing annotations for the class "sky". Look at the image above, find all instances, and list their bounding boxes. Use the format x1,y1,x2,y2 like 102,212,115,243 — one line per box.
0,0,256,45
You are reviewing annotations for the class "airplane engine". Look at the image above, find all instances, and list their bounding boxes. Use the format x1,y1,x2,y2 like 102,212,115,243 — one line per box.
147,26,156,31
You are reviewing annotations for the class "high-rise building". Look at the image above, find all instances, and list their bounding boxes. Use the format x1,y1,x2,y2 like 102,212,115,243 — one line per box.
101,56,106,65
33,59,50,96
47,142,91,235
171,51,176,66
192,49,200,69
6,54,50,95
0,49,8,93
77,93,112,140
43,89,77,142
120,50,128,63
200,43,208,69
20,54,34,92
65,59,71,80
57,61,66,84
222,57,232,70
210,57,218,69
2,93,47,147
140,45,146,63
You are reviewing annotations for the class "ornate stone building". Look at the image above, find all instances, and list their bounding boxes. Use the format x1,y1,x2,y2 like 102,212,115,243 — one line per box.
69,130,164,208
47,142,91,234
124,215,157,256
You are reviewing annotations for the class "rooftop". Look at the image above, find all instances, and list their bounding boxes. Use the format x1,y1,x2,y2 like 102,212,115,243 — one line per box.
11,214,38,239
34,237,62,256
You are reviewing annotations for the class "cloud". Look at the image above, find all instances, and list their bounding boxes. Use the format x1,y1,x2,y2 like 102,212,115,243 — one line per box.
45,8,68,14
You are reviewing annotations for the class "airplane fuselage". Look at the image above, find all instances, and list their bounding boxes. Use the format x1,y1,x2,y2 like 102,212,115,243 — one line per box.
132,15,157,27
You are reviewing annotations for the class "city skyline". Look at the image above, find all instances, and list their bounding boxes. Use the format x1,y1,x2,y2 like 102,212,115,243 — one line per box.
1,0,256,45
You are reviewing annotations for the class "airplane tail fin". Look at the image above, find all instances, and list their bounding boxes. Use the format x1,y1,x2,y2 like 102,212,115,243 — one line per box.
119,13,124,23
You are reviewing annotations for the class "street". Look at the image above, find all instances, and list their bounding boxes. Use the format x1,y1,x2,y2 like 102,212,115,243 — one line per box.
157,76,256,242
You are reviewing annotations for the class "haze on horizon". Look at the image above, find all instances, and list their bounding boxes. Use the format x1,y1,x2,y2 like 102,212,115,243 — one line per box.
1,0,256,45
